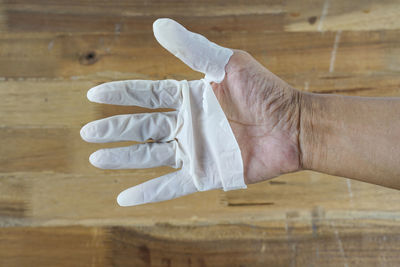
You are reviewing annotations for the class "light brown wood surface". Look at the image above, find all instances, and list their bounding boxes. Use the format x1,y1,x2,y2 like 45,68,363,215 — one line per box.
1,0,400,266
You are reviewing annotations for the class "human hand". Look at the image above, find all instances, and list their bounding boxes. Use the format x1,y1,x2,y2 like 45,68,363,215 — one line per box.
212,50,302,185
80,18,302,206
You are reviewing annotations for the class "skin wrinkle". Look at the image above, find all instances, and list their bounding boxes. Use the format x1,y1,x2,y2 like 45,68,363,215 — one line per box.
212,50,301,184
299,93,314,170
300,93,329,171
300,92,400,189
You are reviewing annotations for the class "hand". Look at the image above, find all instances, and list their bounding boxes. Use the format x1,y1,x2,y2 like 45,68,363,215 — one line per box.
212,50,302,184
80,18,302,206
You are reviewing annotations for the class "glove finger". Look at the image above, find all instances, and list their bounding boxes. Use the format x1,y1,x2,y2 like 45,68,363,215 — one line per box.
117,170,197,206
87,79,182,108
89,142,179,169
80,111,178,143
153,18,233,83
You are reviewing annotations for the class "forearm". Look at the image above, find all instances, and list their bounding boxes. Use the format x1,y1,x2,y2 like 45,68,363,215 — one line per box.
300,92,400,189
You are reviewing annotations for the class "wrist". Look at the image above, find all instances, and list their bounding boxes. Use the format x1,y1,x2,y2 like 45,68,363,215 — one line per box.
298,92,326,171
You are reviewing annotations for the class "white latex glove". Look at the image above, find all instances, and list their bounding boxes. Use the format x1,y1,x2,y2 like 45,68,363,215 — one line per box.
80,18,247,206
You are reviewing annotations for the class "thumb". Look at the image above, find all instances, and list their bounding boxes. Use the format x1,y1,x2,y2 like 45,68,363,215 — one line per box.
153,18,233,83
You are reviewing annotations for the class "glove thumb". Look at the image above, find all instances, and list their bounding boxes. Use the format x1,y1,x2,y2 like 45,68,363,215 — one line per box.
153,18,233,83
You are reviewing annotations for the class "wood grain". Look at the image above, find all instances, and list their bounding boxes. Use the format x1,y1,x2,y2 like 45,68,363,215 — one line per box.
1,223,400,267
1,0,400,266
0,30,399,91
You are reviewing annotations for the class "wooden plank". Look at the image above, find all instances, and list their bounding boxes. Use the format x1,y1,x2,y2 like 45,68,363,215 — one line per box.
0,127,89,173
1,223,400,266
285,0,400,31
0,227,109,267
1,0,400,33
0,0,283,33
0,171,399,227
2,0,283,18
3,13,284,34
0,30,399,83
108,222,400,267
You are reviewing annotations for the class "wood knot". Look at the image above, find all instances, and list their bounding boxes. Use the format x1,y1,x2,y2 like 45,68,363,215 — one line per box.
308,16,317,25
79,51,98,65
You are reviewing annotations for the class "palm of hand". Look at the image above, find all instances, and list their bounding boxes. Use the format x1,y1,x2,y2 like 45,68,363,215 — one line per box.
211,51,301,184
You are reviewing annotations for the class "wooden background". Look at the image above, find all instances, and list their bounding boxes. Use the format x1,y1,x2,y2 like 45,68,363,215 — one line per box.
1,0,400,266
